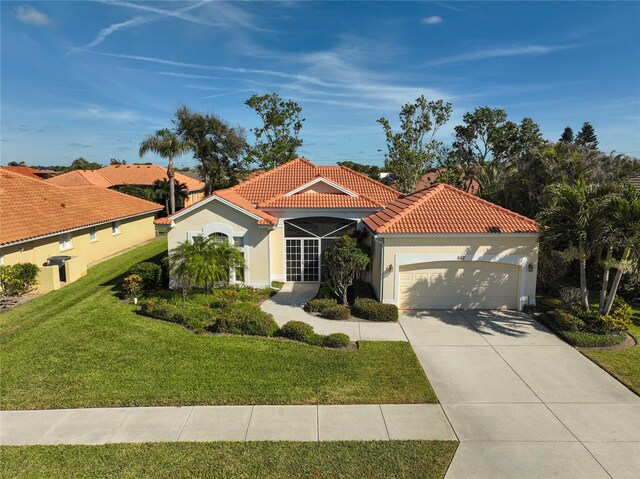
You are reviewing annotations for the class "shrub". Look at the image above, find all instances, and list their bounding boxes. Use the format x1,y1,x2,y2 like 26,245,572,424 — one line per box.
306,298,338,313
553,310,585,332
316,285,338,300
561,330,627,348
122,274,143,299
278,321,314,342
352,297,398,322
320,304,351,320
0,263,39,299
139,299,173,321
128,262,162,291
209,303,278,337
323,333,351,348
271,281,284,290
138,298,209,331
610,297,633,329
559,287,582,313
306,333,326,347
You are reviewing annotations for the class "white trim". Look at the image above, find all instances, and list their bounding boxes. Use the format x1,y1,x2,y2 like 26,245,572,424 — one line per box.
392,253,530,311
170,194,263,223
272,210,377,223
284,177,358,197
0,210,160,247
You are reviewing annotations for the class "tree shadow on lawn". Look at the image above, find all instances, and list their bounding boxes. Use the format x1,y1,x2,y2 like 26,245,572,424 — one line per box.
99,250,167,298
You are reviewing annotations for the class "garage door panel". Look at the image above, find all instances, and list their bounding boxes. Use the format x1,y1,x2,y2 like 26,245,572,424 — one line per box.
399,261,518,310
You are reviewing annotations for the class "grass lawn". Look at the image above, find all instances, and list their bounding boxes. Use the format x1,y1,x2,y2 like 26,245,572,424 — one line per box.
582,306,640,395
0,238,436,410
536,293,639,395
0,441,458,479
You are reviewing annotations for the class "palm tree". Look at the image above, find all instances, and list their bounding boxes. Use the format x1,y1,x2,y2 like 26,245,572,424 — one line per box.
168,235,246,302
139,129,191,215
153,179,189,215
599,186,640,315
537,178,612,311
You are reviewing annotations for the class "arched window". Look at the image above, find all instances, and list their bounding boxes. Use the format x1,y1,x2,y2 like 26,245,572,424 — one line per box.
209,232,228,244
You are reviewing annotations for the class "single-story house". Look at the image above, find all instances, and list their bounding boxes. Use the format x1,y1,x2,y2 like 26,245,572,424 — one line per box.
157,158,539,310
47,164,206,208
0,169,162,293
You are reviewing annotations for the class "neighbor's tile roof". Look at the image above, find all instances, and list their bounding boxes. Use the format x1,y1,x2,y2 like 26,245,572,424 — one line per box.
48,164,205,192
630,176,640,190
1,166,51,180
1,170,162,245
364,183,539,234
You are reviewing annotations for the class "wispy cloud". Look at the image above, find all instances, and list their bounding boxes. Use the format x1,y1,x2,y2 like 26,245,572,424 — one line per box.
100,0,216,27
76,1,210,51
14,5,52,26
426,44,582,67
67,142,93,148
422,16,443,25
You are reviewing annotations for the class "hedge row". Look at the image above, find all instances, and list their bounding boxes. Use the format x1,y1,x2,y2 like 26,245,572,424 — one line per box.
139,300,351,348
352,298,398,322
306,286,399,322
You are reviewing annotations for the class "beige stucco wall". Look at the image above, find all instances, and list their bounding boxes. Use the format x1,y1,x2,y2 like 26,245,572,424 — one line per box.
377,234,539,309
1,214,157,293
270,225,285,281
169,199,272,287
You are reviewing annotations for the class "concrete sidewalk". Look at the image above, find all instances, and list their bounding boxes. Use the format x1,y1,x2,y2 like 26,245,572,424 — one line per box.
260,283,408,341
0,404,455,445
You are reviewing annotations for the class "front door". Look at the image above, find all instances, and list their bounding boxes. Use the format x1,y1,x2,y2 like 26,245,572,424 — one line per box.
286,238,320,282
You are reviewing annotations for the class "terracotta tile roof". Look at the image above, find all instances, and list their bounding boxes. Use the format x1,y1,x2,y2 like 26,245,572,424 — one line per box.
48,165,205,192
1,166,53,180
364,184,539,234
258,193,382,209
47,169,114,187
1,170,162,246
233,158,400,206
154,217,173,225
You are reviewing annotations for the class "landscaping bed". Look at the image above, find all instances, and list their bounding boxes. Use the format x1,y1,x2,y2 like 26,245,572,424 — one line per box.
0,239,437,410
305,281,399,322
0,441,458,479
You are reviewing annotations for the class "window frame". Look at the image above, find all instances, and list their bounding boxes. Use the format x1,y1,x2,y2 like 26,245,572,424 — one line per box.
89,226,98,242
59,232,73,251
111,221,121,236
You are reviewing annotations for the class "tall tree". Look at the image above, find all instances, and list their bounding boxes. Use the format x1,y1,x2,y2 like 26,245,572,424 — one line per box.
537,179,612,311
245,93,304,169
378,96,452,193
174,106,248,193
559,127,574,144
68,157,102,171
336,161,381,181
575,122,598,149
110,158,127,165
139,128,192,215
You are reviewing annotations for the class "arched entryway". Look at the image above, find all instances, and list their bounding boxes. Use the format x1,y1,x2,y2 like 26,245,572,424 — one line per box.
284,217,356,282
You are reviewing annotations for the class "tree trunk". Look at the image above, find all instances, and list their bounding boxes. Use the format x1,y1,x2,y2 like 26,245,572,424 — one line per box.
599,246,612,313
167,157,176,215
579,250,589,311
603,247,631,316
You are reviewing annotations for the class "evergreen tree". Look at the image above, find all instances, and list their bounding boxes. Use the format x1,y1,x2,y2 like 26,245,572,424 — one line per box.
575,122,598,149
559,127,574,144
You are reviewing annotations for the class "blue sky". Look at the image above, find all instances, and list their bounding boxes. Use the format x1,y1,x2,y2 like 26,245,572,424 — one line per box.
1,1,639,168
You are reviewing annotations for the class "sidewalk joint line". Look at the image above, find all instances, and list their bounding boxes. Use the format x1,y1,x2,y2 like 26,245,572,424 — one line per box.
378,404,390,440
243,405,254,442
176,406,195,441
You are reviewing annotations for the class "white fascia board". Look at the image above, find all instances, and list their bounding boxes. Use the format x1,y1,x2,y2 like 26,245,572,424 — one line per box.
171,195,262,223
284,177,358,197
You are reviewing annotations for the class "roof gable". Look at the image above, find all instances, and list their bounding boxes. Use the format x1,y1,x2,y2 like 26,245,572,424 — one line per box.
364,184,539,234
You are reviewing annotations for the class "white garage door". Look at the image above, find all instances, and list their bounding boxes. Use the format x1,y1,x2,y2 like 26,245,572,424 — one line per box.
399,261,519,310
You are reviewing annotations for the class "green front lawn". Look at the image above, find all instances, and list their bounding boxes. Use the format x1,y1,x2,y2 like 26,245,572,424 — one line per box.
0,441,458,479
582,306,640,395
0,239,436,410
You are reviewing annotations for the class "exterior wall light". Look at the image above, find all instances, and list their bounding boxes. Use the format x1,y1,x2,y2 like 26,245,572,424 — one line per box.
527,263,534,272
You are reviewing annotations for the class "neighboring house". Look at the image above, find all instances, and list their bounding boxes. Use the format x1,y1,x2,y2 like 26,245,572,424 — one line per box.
158,158,539,310
48,164,206,208
0,170,162,293
1,165,59,180
630,175,640,191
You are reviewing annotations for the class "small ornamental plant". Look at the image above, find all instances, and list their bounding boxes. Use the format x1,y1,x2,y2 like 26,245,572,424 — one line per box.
122,274,143,301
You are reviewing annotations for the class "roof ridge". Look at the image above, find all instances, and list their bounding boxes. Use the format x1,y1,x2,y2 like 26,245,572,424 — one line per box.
231,158,314,193
79,169,112,186
333,165,402,196
376,184,442,233
438,183,538,226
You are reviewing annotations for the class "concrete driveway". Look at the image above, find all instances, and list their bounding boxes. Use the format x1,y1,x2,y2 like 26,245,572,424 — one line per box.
401,310,640,479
